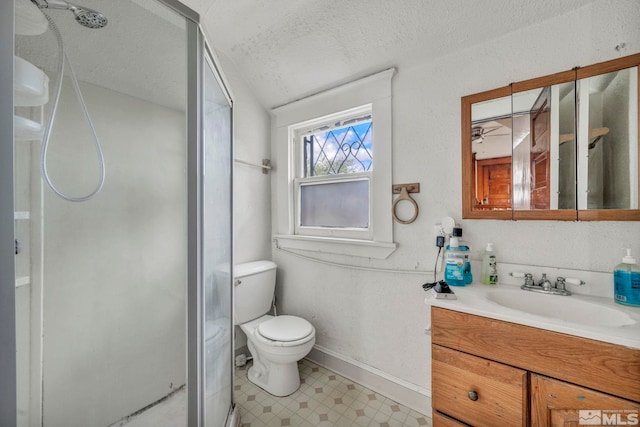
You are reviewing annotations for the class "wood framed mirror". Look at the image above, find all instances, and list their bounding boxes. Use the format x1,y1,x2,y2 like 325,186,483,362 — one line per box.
462,53,640,221
462,85,512,219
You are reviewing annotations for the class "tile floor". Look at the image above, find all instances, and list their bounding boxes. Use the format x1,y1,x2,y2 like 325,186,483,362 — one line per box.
234,359,432,427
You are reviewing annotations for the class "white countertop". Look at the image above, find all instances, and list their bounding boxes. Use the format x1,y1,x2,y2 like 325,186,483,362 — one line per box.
424,283,640,350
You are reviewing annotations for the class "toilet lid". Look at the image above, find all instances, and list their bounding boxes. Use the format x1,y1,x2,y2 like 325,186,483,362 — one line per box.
257,315,313,342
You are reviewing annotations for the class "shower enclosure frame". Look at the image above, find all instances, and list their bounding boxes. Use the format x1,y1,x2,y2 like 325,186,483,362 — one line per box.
1,1,18,425
0,0,236,425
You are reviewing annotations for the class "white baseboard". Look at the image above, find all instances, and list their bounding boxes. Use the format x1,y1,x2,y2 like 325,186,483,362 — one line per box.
306,345,432,416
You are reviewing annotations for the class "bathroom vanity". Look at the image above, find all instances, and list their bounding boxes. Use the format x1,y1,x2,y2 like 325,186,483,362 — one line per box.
427,286,640,426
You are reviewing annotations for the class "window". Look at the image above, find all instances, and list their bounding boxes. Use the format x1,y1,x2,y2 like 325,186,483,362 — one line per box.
272,69,397,259
293,106,373,238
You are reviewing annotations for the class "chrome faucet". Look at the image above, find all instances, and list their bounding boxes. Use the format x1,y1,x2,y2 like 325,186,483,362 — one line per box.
510,272,585,296
537,273,553,291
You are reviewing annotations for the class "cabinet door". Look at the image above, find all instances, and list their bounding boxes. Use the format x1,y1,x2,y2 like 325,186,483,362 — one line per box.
531,374,640,426
432,345,527,427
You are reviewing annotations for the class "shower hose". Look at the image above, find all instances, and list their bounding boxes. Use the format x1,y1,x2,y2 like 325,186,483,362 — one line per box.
39,12,105,202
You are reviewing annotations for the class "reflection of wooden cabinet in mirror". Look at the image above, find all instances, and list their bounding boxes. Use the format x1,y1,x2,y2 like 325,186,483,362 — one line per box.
530,87,551,210
511,70,577,221
461,53,640,221
474,156,512,210
462,86,512,220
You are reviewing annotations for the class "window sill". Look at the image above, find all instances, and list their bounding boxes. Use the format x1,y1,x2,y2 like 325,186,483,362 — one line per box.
273,234,398,259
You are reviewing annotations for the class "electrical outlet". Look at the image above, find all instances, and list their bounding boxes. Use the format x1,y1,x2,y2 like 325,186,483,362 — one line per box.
434,224,444,236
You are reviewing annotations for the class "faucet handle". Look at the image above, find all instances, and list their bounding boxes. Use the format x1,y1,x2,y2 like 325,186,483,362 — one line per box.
564,277,586,286
555,277,567,290
510,272,534,286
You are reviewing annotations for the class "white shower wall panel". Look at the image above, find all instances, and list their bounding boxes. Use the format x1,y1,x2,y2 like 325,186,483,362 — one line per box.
41,81,186,427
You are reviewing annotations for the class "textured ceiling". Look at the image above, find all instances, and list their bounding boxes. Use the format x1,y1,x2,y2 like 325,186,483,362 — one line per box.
16,0,597,111
192,0,597,109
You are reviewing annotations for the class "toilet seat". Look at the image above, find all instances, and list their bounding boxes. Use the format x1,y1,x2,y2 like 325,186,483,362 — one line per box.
258,315,313,341
252,315,315,348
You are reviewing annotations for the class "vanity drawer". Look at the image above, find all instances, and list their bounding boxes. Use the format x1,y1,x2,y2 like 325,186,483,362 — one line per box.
432,344,527,427
431,307,640,402
433,411,469,426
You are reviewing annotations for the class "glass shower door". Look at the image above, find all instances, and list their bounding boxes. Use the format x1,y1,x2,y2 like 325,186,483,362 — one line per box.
12,0,196,425
201,53,233,426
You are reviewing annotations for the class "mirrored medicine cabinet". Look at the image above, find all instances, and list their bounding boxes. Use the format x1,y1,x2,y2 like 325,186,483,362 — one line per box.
462,53,640,221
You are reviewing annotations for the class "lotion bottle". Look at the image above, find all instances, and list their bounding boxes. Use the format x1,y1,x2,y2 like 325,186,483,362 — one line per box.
480,243,498,285
614,248,640,307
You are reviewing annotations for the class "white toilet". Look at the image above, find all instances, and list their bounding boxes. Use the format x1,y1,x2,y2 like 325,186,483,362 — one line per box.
234,260,315,397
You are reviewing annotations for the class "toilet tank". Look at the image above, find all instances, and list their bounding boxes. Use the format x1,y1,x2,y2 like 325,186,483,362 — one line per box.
234,260,277,325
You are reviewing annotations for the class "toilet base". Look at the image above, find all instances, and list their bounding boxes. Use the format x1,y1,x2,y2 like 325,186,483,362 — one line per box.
239,315,315,397
247,360,301,397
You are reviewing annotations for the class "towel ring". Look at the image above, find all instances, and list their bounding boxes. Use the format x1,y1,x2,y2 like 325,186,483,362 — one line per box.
392,186,419,224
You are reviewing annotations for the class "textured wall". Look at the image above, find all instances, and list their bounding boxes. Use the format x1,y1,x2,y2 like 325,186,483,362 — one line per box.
224,52,273,266
214,51,273,351
270,0,640,398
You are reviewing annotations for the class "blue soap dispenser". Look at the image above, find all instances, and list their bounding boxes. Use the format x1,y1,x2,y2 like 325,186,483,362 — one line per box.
444,228,465,287
614,248,640,307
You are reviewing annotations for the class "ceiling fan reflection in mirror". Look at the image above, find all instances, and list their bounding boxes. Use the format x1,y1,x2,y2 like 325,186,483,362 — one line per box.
471,125,510,143
471,118,513,160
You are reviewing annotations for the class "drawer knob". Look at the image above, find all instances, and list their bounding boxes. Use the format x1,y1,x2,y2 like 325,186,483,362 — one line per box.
467,390,479,401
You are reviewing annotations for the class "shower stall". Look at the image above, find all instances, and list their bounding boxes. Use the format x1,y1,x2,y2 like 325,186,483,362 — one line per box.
1,0,235,426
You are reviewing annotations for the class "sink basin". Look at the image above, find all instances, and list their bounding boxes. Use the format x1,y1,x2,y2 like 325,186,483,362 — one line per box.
486,288,636,328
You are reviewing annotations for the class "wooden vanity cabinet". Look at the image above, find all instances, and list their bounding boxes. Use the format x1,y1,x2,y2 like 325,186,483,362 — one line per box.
531,374,640,426
431,307,640,427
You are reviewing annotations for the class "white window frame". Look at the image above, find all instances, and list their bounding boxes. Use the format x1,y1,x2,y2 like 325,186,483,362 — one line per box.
292,104,373,240
271,68,397,259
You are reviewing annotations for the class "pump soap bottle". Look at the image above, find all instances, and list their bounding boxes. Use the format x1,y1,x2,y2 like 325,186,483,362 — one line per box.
481,243,498,285
614,248,640,307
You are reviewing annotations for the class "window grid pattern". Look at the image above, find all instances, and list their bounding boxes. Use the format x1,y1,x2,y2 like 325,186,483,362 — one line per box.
303,121,373,178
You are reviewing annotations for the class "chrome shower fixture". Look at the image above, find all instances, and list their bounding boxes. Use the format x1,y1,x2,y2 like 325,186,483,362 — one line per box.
31,0,108,28
34,0,107,201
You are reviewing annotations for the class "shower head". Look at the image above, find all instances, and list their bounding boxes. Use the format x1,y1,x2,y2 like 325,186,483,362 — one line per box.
32,0,108,29
70,5,108,29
